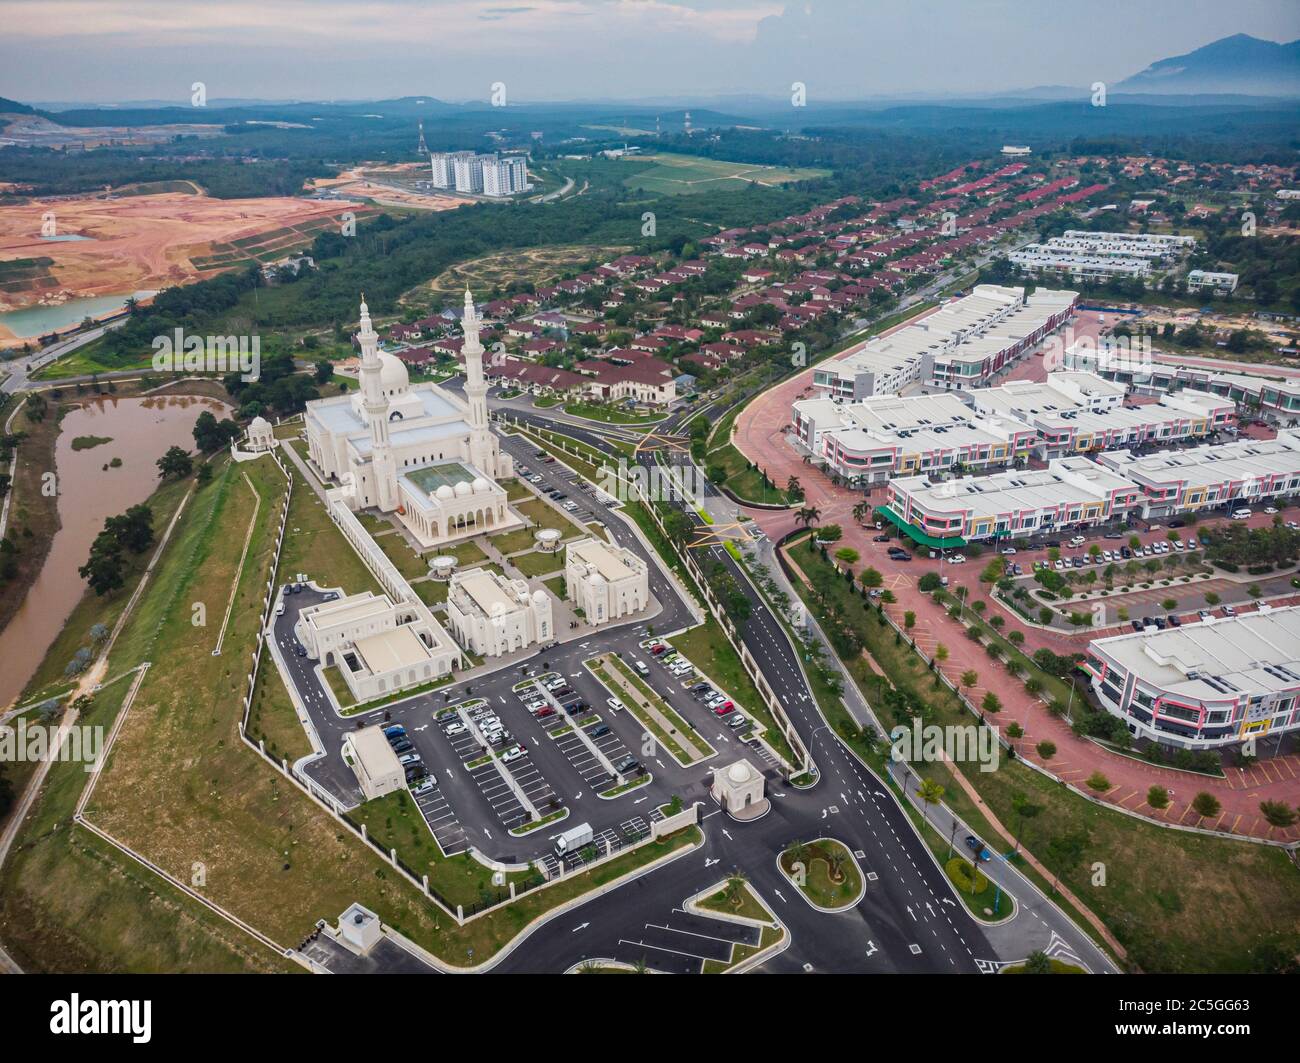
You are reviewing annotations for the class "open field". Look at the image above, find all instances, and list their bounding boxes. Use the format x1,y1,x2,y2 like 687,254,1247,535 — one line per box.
0,190,367,338
412,243,633,304
620,152,829,195
311,164,473,213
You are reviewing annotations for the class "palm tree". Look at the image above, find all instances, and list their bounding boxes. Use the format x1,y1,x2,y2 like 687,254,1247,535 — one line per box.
852,500,869,524
827,848,848,883
795,505,822,530
724,871,748,908
918,778,945,823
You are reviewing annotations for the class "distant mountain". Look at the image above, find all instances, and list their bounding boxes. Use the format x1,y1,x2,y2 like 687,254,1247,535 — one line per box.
0,96,37,115
1116,34,1300,96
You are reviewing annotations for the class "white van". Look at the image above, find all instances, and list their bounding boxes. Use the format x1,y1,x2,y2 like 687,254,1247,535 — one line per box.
633,659,650,676
1231,508,1252,520
275,600,286,616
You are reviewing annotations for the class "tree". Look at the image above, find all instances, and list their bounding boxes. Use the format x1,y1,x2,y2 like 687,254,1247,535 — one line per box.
860,567,883,589
192,410,241,454
1146,785,1169,810
960,669,978,689
1036,740,1056,760
196,462,213,486
1204,591,1220,606
795,505,821,529
1258,800,1297,832
78,534,126,596
1022,950,1053,974
918,572,941,593
981,691,1001,714
1010,790,1040,855
103,505,154,554
314,360,335,384
917,778,944,820
1045,828,1088,893
903,610,916,630
156,446,193,479
1086,771,1111,793
934,644,949,664
1191,791,1221,824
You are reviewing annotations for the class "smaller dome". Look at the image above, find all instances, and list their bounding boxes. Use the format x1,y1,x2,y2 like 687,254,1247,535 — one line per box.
454,480,473,497
489,601,507,617
249,415,271,431
435,484,455,500
472,477,491,493
532,589,547,603
726,761,752,784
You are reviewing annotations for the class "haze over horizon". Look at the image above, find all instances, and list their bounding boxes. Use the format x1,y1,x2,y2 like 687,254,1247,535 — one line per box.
3,0,1299,106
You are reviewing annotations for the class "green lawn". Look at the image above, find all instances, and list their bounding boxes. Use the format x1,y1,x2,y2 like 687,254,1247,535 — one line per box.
509,549,564,578
779,839,862,910
412,579,449,606
375,532,431,580
491,526,542,555
698,880,773,924
562,401,664,425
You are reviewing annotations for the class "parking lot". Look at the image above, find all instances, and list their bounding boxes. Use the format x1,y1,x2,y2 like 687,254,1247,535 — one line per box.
612,905,762,974
438,704,536,834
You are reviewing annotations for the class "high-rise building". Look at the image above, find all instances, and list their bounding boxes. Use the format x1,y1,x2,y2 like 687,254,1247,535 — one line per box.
429,150,476,189
483,154,531,197
453,153,486,193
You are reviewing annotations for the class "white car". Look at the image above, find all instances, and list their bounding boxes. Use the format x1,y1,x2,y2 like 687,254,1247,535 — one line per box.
1000,547,1017,555
606,697,625,712
1054,559,1065,570
411,779,435,796
1069,536,1086,547
727,714,747,729
1173,540,1185,551
501,745,526,763
1231,508,1251,520
947,554,966,564
1264,506,1279,515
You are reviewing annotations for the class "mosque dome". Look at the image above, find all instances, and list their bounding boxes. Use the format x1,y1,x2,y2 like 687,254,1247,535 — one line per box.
377,351,409,393
435,484,455,501
727,761,752,785
472,477,491,494
454,480,473,497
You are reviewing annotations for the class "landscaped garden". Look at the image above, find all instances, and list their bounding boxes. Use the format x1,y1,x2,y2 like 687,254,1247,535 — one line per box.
778,838,863,910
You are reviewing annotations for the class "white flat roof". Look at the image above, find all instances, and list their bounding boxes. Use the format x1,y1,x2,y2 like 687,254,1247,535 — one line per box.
568,537,638,582
354,626,434,673
1091,606,1300,702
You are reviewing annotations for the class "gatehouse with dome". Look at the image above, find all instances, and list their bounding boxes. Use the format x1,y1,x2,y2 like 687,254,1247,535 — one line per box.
304,289,523,549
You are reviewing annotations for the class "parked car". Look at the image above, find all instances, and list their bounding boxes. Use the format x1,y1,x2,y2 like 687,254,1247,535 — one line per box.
872,534,891,543
727,714,747,729
445,722,466,736
535,707,556,719
588,724,611,738
965,835,992,862
615,754,641,774
948,554,966,564
501,745,527,763
606,697,625,712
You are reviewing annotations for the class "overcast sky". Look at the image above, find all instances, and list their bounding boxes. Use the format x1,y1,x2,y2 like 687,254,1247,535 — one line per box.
3,0,1298,105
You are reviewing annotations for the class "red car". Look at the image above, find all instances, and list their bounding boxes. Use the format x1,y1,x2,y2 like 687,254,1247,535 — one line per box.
713,703,735,716
535,707,556,719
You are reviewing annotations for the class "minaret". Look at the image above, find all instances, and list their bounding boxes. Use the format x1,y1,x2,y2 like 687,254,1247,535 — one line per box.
358,295,398,511
462,287,495,475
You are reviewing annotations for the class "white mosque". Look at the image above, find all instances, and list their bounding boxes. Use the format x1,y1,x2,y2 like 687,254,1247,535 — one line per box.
305,290,523,549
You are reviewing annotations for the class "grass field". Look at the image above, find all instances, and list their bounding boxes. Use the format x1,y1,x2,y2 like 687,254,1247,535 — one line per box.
620,152,829,196
412,244,632,304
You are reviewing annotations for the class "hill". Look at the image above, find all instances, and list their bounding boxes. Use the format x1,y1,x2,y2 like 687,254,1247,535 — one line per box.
1116,34,1300,97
